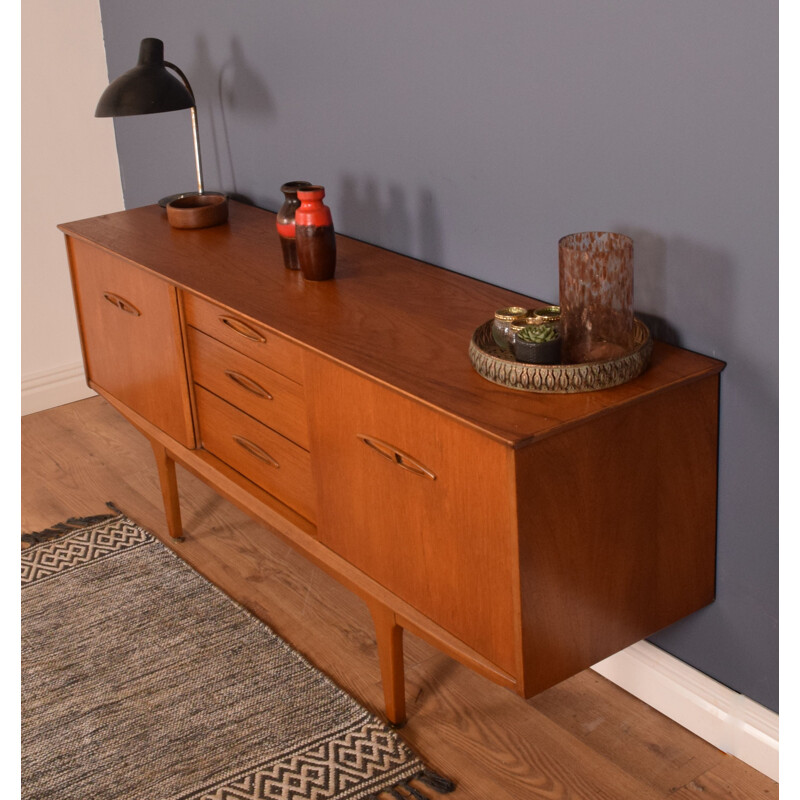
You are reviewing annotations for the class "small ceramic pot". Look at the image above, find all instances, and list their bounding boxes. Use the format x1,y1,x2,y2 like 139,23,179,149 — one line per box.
512,332,562,365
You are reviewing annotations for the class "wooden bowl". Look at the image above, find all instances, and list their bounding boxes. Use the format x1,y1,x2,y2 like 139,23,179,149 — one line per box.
166,193,229,229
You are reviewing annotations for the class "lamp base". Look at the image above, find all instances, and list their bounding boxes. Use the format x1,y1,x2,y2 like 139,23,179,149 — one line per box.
158,190,226,208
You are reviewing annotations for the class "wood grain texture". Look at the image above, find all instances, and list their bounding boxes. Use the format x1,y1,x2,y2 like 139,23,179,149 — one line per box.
368,601,407,726
93,385,515,695
61,202,723,710
306,357,520,676
528,669,722,794
515,375,720,696
150,440,184,539
55,205,743,795
59,203,724,447
194,386,316,523
66,237,195,448
184,291,306,384
21,397,776,800
670,764,778,800
402,662,666,800
187,326,309,449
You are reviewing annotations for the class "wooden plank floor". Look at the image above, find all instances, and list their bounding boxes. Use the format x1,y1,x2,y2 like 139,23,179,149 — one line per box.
21,396,778,799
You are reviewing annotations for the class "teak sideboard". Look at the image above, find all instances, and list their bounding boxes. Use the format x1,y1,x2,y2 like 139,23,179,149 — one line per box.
60,201,723,725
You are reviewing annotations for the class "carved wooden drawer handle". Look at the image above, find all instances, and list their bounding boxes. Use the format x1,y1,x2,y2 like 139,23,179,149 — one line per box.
232,435,280,469
357,434,437,480
224,370,273,400
103,292,141,316
219,316,266,342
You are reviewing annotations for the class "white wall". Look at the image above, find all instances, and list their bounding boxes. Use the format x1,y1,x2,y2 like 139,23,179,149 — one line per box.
21,0,123,414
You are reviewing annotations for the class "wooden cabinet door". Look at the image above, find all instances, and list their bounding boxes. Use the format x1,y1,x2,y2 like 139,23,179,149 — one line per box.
307,357,520,676
66,237,195,448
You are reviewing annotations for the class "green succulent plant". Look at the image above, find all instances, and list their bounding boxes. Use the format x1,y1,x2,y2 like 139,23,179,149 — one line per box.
517,324,558,344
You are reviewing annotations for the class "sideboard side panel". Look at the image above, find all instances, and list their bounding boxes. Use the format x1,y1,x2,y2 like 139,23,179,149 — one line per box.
516,375,720,697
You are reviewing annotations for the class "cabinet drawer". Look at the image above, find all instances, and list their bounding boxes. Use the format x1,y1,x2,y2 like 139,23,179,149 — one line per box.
66,238,194,448
195,386,316,523
183,293,304,383
187,327,309,449
307,360,519,675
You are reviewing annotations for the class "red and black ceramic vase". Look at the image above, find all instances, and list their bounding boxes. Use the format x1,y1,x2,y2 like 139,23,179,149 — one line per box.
276,181,312,270
295,185,337,281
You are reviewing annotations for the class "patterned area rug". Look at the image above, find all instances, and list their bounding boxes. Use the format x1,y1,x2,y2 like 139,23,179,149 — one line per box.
21,511,455,800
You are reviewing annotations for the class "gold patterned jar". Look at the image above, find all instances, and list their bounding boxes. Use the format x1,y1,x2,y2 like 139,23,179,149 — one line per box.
528,305,561,326
492,307,527,350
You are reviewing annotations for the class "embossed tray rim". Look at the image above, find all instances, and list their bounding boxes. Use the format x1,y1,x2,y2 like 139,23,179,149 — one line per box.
468,319,653,394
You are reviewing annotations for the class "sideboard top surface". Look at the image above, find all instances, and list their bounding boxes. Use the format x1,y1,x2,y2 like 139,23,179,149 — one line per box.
60,201,724,447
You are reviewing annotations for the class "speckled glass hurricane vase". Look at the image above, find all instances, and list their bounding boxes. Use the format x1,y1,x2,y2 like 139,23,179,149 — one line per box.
558,231,634,364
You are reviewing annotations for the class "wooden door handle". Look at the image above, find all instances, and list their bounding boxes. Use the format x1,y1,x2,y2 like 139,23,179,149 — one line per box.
357,434,436,480
224,370,273,400
103,292,141,316
219,316,265,342
232,435,280,469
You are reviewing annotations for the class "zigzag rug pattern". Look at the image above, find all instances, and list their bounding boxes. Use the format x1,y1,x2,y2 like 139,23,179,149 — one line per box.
21,516,151,586
21,513,454,800
181,721,424,800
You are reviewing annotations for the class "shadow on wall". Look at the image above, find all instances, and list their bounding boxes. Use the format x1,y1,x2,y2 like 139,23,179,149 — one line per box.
617,225,734,358
616,227,680,346
189,35,274,204
338,177,444,268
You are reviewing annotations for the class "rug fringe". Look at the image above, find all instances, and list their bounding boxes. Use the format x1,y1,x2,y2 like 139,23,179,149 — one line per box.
417,770,457,793
104,500,127,516
368,769,456,799
21,502,125,548
396,781,428,800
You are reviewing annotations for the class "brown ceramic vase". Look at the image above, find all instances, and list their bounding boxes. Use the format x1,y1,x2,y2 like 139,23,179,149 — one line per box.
295,185,337,281
276,181,312,270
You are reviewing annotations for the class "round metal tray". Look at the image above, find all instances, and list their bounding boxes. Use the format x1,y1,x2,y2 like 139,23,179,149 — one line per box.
468,319,653,394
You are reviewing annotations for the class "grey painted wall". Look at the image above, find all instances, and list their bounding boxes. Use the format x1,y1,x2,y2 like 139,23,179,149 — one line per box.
96,0,778,711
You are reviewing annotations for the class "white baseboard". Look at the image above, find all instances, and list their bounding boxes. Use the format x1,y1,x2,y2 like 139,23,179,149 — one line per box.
21,362,96,416
592,641,778,781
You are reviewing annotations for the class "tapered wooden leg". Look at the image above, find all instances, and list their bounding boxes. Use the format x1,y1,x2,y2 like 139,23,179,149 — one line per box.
368,602,407,726
150,440,184,540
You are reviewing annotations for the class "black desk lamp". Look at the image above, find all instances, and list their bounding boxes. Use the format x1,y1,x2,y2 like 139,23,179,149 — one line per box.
95,37,207,204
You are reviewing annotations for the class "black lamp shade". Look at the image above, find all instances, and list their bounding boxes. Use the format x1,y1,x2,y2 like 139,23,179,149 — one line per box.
95,38,195,118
